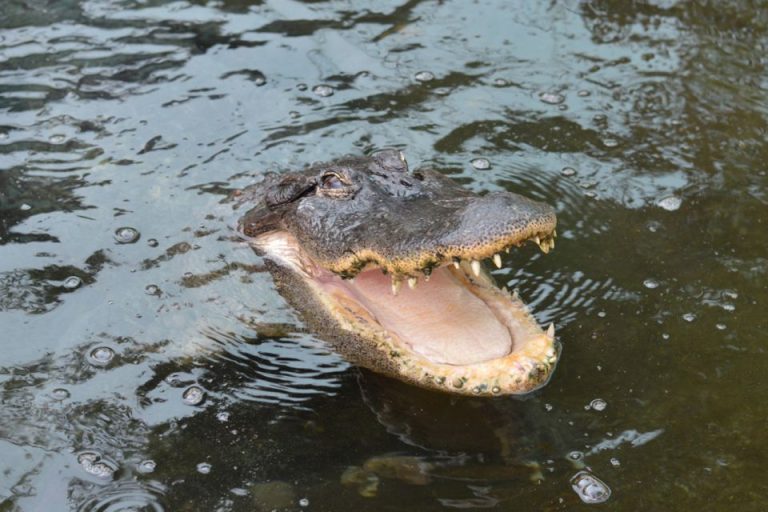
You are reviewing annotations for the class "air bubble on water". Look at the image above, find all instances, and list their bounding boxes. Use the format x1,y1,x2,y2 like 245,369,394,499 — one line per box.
182,385,206,406
721,303,735,312
716,323,727,330
137,460,157,473
312,84,334,97
63,276,82,289
299,498,310,507
578,90,591,97
571,471,611,504
144,284,161,296
114,227,140,244
147,238,159,247
539,92,565,104
682,313,696,322
77,451,117,479
584,191,597,199
51,388,70,400
88,346,115,367
296,83,308,91
196,462,212,474
217,411,230,422
49,134,66,144
20,203,31,211
597,311,606,318
544,403,553,412
414,71,435,82
492,78,509,87
590,398,607,411
470,158,491,170
662,333,670,340
289,111,300,119
657,196,682,211
643,278,659,289
561,167,576,177
602,138,619,148
568,451,583,462
610,457,620,467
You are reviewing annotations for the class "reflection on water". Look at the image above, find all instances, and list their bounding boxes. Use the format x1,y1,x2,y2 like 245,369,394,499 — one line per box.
1,0,767,510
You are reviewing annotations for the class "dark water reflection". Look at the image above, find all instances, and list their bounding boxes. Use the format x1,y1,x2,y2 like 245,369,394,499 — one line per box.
1,0,767,509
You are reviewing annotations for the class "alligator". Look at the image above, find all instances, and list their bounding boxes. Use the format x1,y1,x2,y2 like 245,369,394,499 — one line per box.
235,149,559,397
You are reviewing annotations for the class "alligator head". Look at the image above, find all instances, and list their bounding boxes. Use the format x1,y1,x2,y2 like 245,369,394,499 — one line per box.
236,149,559,396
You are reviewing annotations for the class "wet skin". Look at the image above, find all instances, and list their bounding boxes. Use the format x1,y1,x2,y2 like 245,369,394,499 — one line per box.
236,149,559,396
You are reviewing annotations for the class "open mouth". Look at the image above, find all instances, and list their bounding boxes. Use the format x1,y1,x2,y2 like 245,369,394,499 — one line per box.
249,226,559,396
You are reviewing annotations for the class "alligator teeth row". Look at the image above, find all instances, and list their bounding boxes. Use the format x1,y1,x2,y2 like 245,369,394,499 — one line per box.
387,229,556,296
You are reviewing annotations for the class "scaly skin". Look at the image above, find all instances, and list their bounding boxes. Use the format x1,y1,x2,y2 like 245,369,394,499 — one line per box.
235,149,559,396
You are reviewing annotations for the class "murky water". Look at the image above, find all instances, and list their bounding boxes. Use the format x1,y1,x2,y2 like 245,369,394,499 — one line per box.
1,0,767,510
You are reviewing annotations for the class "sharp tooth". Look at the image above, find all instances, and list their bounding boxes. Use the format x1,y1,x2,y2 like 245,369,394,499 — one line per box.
502,286,508,293
535,236,541,245
505,247,510,253
553,229,557,238
493,254,502,268
512,289,519,299
408,277,417,289
471,260,481,276
391,277,402,296
549,238,555,250
538,239,550,254
547,323,555,339
453,259,461,269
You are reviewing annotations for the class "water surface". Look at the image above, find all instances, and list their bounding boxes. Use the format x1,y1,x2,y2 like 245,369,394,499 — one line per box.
1,0,767,510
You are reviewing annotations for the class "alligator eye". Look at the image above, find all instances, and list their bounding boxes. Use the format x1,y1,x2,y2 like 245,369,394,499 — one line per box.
321,173,345,190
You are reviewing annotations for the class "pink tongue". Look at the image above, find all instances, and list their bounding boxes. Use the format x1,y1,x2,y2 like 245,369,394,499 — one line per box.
348,267,512,365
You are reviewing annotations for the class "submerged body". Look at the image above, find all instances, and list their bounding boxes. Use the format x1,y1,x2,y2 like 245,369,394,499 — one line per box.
236,149,559,396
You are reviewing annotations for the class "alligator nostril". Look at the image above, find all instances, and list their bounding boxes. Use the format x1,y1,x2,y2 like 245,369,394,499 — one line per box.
399,179,412,187
412,172,424,181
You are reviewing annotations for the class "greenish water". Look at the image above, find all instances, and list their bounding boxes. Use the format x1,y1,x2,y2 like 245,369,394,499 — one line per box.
1,0,767,510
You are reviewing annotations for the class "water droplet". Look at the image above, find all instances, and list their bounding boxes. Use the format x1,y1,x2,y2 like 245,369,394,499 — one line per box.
657,196,682,211
590,398,607,411
217,411,230,422
597,311,606,318
182,385,206,406
20,203,31,211
289,111,300,119
78,451,117,479
296,83,308,91
539,92,565,105
137,460,156,473
544,403,553,412
492,78,509,87
716,323,727,331
49,134,66,144
414,71,435,82
51,388,70,400
610,457,620,467
470,157,491,170
662,333,670,340
0,132,8,140
63,276,82,290
88,346,115,367
682,313,696,323
144,284,161,296
433,86,451,96
196,462,212,474
602,138,619,148
568,451,583,462
571,471,611,504
561,167,577,177
312,84,334,97
643,278,659,289
147,238,159,247
299,498,310,507
577,90,591,97
114,227,140,244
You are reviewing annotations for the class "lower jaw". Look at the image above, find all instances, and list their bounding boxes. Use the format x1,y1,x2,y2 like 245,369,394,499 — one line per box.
307,263,559,397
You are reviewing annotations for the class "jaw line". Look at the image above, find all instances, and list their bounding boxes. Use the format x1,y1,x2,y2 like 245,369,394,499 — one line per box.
249,230,559,396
